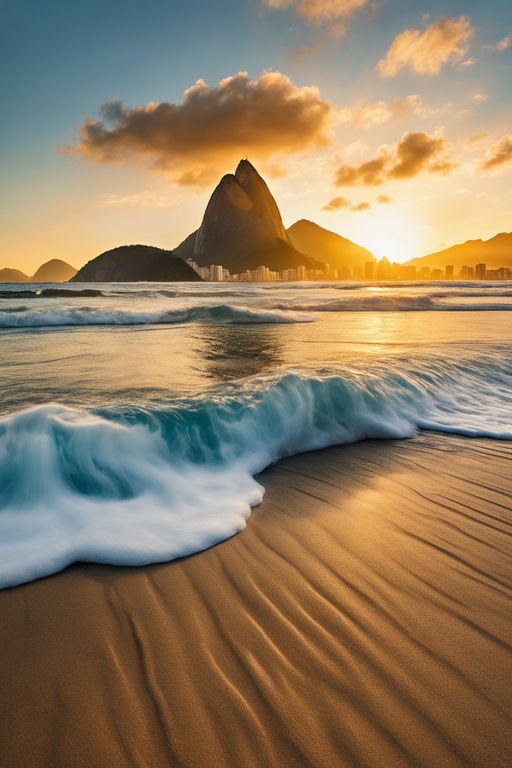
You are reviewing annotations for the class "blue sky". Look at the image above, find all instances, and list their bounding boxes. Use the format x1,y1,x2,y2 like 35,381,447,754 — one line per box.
1,0,511,271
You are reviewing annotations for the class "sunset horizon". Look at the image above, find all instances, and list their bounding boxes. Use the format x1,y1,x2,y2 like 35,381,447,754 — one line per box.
2,1,512,273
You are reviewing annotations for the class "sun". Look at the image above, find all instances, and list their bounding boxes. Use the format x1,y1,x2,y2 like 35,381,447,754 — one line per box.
354,210,422,263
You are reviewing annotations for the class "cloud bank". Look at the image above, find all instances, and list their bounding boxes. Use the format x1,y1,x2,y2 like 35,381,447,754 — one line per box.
379,16,474,77
68,72,334,186
334,131,455,186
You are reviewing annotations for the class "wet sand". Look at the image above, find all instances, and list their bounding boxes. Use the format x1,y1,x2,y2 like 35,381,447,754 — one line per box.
0,433,511,768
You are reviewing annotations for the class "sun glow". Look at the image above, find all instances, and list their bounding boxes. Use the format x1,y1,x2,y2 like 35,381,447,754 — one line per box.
354,210,422,263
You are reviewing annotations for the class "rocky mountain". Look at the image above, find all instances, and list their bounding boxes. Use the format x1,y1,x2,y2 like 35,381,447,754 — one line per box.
0,268,29,282
32,259,77,282
287,220,375,271
174,160,321,273
406,233,512,269
71,245,201,282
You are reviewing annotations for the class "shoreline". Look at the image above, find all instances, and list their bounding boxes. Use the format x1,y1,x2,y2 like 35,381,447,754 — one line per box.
1,432,511,767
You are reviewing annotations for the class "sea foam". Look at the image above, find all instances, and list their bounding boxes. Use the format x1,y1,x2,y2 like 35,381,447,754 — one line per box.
1,353,511,589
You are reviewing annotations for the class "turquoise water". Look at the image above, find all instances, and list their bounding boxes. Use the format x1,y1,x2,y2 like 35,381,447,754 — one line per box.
1,280,511,587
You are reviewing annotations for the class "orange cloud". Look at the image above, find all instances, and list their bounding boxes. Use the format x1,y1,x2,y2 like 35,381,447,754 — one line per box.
321,196,371,211
334,131,455,186
338,94,428,127
379,16,474,77
479,134,512,172
377,194,393,203
67,72,334,186
322,195,351,210
263,0,370,35
351,202,371,211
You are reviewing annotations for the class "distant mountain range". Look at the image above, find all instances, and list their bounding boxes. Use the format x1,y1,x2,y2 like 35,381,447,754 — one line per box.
2,162,510,283
0,259,77,283
406,233,512,270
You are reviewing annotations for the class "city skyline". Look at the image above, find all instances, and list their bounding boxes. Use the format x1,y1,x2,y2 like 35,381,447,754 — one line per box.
186,257,512,282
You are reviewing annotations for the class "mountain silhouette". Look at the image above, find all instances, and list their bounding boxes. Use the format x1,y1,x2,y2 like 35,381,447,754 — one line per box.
0,268,29,282
71,245,201,282
287,220,375,271
174,160,321,273
406,233,512,269
32,259,77,282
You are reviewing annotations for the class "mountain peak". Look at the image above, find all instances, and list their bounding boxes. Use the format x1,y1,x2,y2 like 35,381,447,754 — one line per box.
192,159,295,271
235,158,257,178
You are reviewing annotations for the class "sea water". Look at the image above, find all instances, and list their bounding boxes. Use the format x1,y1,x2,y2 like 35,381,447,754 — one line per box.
1,280,511,588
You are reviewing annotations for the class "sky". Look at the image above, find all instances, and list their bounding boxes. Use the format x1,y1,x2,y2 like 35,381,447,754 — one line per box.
1,0,511,273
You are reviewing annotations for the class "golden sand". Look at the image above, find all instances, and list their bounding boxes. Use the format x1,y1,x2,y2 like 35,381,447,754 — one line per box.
1,433,511,767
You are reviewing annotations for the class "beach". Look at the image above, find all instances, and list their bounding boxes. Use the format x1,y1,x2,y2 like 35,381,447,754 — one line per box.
1,432,510,768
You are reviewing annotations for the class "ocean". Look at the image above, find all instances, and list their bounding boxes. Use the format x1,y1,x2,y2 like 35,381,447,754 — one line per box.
1,280,511,589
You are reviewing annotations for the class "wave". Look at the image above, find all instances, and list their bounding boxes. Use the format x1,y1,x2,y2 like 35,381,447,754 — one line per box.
277,295,512,311
1,352,511,588
0,304,313,328
0,289,106,299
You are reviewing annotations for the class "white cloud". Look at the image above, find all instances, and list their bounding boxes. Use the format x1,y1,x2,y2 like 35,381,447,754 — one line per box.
483,36,510,52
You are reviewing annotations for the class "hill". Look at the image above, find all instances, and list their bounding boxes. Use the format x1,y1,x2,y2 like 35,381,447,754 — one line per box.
287,220,375,271
71,245,201,282
0,268,29,282
407,233,512,270
32,259,77,282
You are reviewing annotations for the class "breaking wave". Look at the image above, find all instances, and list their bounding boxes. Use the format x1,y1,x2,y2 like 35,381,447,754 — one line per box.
1,351,511,588
0,304,313,328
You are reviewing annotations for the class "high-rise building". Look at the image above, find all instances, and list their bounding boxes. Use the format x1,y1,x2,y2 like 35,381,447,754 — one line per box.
297,265,307,281
376,257,391,280
475,263,487,280
365,261,375,281
445,265,454,280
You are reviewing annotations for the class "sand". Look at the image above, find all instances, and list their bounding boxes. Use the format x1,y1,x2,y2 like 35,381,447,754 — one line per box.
0,433,511,768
